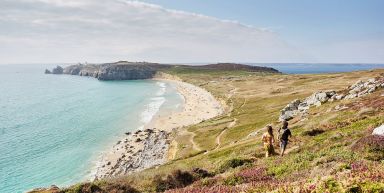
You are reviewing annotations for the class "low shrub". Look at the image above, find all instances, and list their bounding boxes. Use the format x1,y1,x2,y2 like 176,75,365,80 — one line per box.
236,167,273,183
217,158,252,173
153,170,196,192
101,183,139,193
65,183,101,193
223,175,243,186
351,135,384,161
302,128,325,136
191,168,212,178
64,182,138,193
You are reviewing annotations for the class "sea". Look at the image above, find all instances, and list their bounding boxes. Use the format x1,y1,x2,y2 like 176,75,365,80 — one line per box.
0,63,383,193
0,64,183,193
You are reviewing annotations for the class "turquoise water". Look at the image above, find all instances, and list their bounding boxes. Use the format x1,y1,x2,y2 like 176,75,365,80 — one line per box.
0,64,183,193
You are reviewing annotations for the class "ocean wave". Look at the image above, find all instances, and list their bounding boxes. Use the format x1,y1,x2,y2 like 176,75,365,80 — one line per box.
139,82,167,125
156,82,167,96
140,96,166,125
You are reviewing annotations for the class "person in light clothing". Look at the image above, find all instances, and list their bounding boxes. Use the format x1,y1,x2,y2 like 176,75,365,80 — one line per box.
262,125,275,157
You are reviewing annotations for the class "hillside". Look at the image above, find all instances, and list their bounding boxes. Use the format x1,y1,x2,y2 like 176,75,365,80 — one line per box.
32,69,384,193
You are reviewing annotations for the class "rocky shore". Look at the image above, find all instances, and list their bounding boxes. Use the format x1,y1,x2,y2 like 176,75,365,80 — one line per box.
94,128,170,179
92,76,224,179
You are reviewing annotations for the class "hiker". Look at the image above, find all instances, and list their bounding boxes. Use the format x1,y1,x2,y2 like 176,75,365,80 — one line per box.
262,125,275,157
278,120,292,156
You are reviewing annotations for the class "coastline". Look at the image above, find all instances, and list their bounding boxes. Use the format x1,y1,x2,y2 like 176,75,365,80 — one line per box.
93,73,224,179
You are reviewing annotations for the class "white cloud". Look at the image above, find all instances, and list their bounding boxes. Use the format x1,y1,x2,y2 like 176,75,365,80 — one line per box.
0,0,312,63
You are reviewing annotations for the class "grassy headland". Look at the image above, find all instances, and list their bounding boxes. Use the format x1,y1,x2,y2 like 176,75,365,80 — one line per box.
32,66,384,193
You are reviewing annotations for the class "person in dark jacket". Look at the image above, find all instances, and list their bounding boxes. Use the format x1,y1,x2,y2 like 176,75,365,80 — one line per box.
278,120,292,156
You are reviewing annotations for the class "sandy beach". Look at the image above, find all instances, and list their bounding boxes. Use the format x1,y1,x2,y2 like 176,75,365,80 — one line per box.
93,74,223,179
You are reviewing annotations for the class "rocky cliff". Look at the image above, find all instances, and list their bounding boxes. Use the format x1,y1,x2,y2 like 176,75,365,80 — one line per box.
46,62,160,80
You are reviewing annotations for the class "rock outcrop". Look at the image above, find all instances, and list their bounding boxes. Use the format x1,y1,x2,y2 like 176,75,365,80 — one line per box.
279,75,384,121
344,78,384,99
279,91,338,121
372,125,384,136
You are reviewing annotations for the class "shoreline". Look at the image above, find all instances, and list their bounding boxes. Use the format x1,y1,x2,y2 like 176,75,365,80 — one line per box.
92,74,224,179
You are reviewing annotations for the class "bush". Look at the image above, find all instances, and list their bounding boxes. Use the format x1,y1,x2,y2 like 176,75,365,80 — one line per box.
66,183,101,193
102,183,139,193
302,128,325,136
192,168,212,178
217,158,252,173
64,182,139,193
345,185,362,193
153,170,196,192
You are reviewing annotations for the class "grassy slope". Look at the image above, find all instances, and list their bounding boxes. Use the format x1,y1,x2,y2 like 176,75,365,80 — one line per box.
33,68,384,193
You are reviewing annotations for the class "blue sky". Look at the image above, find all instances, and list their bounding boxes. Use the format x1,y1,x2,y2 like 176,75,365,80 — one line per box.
140,0,384,46
0,0,383,63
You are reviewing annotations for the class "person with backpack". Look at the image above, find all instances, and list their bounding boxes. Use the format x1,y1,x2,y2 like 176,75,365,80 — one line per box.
278,120,292,156
262,125,275,158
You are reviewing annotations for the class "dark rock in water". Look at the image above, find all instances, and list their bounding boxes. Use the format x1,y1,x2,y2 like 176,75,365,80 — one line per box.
51,66,64,74
44,69,51,74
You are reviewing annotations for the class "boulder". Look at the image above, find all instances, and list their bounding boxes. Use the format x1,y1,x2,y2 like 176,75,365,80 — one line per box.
344,93,357,100
44,69,51,74
279,99,301,121
334,94,344,100
298,103,310,112
350,80,364,90
279,110,297,121
304,91,334,106
372,125,384,136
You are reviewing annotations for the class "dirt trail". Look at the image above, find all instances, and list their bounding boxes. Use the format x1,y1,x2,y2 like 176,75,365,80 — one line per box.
214,118,237,150
212,84,239,151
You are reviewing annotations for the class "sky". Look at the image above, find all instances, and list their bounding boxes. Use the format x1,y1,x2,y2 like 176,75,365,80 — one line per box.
0,0,383,64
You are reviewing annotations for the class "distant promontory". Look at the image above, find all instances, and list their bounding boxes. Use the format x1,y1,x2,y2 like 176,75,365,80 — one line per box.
45,61,280,80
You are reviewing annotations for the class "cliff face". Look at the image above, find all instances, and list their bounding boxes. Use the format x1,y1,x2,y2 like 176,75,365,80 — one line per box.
97,63,156,80
55,62,158,80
